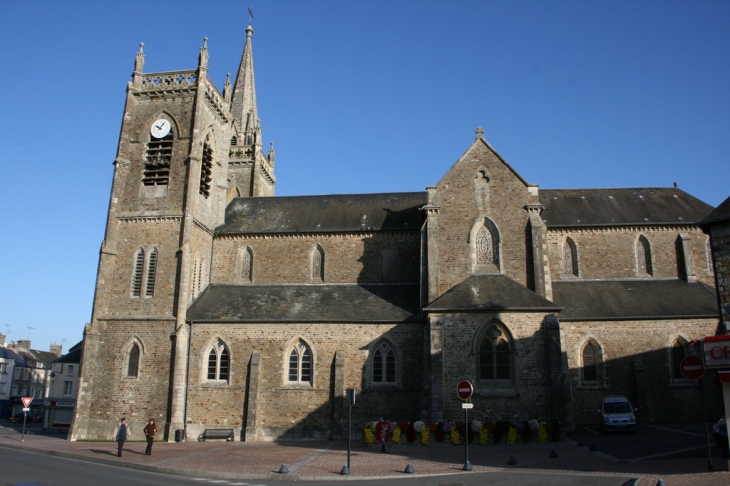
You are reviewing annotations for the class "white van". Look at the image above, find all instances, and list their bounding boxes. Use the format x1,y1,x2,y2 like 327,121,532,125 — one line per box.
598,395,637,433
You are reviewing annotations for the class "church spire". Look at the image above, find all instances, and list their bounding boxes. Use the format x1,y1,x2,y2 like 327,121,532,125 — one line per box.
231,25,258,139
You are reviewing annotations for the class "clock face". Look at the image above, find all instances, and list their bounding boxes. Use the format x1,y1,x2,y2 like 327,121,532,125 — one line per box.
150,119,171,138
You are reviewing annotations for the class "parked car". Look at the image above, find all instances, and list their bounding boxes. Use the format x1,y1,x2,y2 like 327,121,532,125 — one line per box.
9,412,41,423
713,417,727,449
598,395,637,433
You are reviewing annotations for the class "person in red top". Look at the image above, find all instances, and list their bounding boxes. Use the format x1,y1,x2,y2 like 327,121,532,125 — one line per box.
375,417,393,453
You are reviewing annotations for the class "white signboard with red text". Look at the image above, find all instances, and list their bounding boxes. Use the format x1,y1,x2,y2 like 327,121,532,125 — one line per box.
703,335,730,368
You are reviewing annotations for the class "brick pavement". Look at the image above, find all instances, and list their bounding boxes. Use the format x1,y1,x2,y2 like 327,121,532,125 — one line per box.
0,429,729,485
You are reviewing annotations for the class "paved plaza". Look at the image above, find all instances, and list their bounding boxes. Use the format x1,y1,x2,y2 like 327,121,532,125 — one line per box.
1,426,729,485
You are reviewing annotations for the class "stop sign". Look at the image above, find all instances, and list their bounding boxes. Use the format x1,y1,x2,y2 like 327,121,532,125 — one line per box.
457,380,473,400
680,355,705,380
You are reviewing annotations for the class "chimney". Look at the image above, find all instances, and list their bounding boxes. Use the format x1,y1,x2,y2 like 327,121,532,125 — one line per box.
50,342,63,357
0,333,5,347
16,340,31,351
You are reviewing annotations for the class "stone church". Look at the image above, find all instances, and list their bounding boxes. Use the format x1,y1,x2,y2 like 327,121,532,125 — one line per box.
70,26,720,442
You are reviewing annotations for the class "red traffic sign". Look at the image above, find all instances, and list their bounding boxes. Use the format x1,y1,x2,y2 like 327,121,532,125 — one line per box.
680,356,705,380
21,397,32,408
457,380,474,400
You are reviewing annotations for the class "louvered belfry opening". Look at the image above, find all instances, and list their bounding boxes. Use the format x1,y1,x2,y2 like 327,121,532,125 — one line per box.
132,249,145,297
145,248,158,297
143,133,173,186
200,142,213,197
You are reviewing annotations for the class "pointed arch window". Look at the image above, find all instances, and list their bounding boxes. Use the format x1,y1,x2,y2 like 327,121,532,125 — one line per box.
312,246,325,283
239,246,253,283
127,343,140,378
230,136,237,147
200,138,213,198
471,218,500,274
191,254,205,300
381,247,398,283
636,235,653,276
288,341,312,385
207,340,230,382
563,237,579,277
373,342,396,383
476,226,494,265
143,132,173,186
671,339,686,381
582,342,598,382
706,238,714,274
477,324,513,385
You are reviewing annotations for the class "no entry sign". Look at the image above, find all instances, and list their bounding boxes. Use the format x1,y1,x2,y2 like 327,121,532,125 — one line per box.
457,380,473,400
680,356,705,380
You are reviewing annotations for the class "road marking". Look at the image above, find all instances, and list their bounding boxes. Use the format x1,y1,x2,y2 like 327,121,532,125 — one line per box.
629,444,706,461
583,427,599,435
285,442,338,473
645,425,706,438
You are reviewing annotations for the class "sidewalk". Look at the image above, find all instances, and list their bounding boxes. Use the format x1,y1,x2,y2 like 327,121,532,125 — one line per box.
0,428,728,485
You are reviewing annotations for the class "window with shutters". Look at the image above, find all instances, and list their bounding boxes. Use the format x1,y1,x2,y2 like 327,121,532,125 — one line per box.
288,341,312,386
143,133,173,186
206,340,230,383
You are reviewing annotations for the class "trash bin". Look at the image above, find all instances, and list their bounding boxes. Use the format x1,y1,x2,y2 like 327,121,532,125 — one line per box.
175,429,185,442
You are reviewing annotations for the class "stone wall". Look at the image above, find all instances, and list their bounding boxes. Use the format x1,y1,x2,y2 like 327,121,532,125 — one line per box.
547,227,714,284
434,311,554,424
561,318,721,424
210,232,421,285
185,322,424,441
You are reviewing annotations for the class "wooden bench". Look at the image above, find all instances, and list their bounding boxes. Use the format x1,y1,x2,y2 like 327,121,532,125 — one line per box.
197,428,235,442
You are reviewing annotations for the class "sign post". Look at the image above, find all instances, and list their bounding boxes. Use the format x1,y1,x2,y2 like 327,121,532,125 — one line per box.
20,397,32,442
343,388,355,475
680,356,712,471
457,380,474,471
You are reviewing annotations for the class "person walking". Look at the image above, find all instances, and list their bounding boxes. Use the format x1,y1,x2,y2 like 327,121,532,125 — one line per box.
144,418,157,455
112,417,132,457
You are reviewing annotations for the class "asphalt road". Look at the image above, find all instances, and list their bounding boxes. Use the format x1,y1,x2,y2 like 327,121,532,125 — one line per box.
0,447,634,486
574,423,719,463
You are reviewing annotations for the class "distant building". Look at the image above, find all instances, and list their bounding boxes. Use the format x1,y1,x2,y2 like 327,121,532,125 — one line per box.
46,341,82,428
702,196,730,332
7,340,61,417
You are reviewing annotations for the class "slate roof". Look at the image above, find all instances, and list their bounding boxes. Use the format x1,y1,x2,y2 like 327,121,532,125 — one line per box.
54,341,82,364
552,279,717,321
0,347,30,367
217,192,427,234
539,188,713,228
701,195,730,225
186,284,421,323
424,275,562,312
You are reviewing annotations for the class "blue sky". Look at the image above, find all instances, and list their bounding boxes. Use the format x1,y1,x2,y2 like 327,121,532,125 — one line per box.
0,1,728,351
